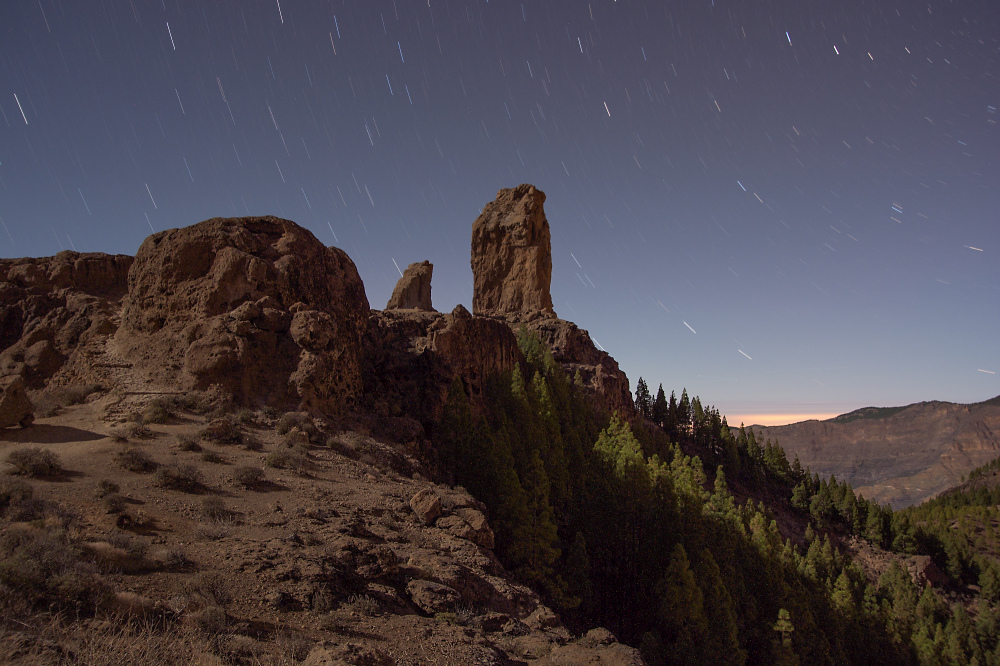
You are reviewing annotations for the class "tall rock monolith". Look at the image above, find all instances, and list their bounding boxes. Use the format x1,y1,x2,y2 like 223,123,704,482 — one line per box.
471,184,554,319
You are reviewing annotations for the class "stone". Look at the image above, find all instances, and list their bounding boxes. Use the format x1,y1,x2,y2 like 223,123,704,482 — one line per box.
471,184,554,319
386,261,434,311
290,310,336,351
456,507,495,549
406,579,460,614
0,375,34,428
410,488,443,525
526,605,561,630
117,216,370,413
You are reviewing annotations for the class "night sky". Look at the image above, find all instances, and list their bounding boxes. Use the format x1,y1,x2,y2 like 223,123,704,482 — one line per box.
2,0,997,425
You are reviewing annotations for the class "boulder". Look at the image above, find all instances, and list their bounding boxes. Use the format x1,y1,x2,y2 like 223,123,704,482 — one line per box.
471,185,554,318
0,375,34,428
406,579,460,614
117,216,370,413
386,261,434,311
410,488,443,525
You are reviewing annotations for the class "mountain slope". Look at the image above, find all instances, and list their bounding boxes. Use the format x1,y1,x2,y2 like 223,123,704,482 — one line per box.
752,398,1000,508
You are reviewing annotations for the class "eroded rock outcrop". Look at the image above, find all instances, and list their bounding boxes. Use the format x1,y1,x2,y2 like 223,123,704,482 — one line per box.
0,251,131,388
117,216,369,413
468,185,631,415
363,305,522,422
386,260,434,311
471,184,554,319
0,375,34,428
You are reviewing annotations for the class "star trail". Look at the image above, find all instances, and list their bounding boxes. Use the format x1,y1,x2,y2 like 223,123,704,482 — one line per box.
1,0,997,424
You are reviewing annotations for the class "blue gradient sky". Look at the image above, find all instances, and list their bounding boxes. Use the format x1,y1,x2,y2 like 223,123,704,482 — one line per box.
1,0,997,425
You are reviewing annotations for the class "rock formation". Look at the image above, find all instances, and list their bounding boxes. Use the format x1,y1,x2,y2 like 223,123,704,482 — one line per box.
363,304,522,422
386,260,434,311
117,216,370,413
468,184,632,415
0,251,131,388
0,374,34,428
471,184,554,318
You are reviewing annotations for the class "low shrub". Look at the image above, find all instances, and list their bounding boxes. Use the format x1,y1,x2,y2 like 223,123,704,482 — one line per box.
95,479,120,497
177,434,201,452
265,450,308,474
201,496,230,521
102,494,126,514
275,412,318,441
116,447,156,473
344,593,380,616
234,409,255,425
107,530,149,561
154,464,201,491
142,400,170,425
0,524,106,613
200,450,224,464
0,476,33,515
5,447,63,477
199,417,242,445
231,465,264,488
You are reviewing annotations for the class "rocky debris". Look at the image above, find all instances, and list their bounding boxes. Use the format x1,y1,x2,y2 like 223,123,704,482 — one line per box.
1,252,130,388
906,555,950,588
409,488,443,525
386,261,434,312
301,643,395,666
471,184,554,319
405,579,461,614
0,374,34,428
117,216,370,413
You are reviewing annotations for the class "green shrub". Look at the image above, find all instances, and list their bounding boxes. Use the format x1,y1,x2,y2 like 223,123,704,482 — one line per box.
234,409,255,425
5,447,63,477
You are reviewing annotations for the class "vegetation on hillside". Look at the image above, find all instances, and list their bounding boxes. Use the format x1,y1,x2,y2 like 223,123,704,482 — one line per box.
434,331,1000,664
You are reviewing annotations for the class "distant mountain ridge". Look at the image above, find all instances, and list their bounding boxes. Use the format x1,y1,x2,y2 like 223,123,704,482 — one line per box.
752,396,1000,508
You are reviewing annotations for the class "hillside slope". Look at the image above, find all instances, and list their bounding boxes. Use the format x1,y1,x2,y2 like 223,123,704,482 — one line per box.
753,398,1000,508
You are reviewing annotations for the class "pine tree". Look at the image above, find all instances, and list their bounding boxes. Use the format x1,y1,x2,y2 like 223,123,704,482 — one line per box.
693,548,746,665
634,377,652,419
656,543,709,663
652,383,668,427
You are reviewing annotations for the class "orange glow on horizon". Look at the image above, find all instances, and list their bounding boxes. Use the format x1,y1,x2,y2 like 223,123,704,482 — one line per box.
725,413,840,427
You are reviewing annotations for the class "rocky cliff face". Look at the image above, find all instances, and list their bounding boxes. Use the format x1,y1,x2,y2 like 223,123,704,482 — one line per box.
468,185,632,416
755,398,1000,507
363,305,522,425
0,251,131,388
117,216,370,413
471,185,554,319
385,260,434,311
